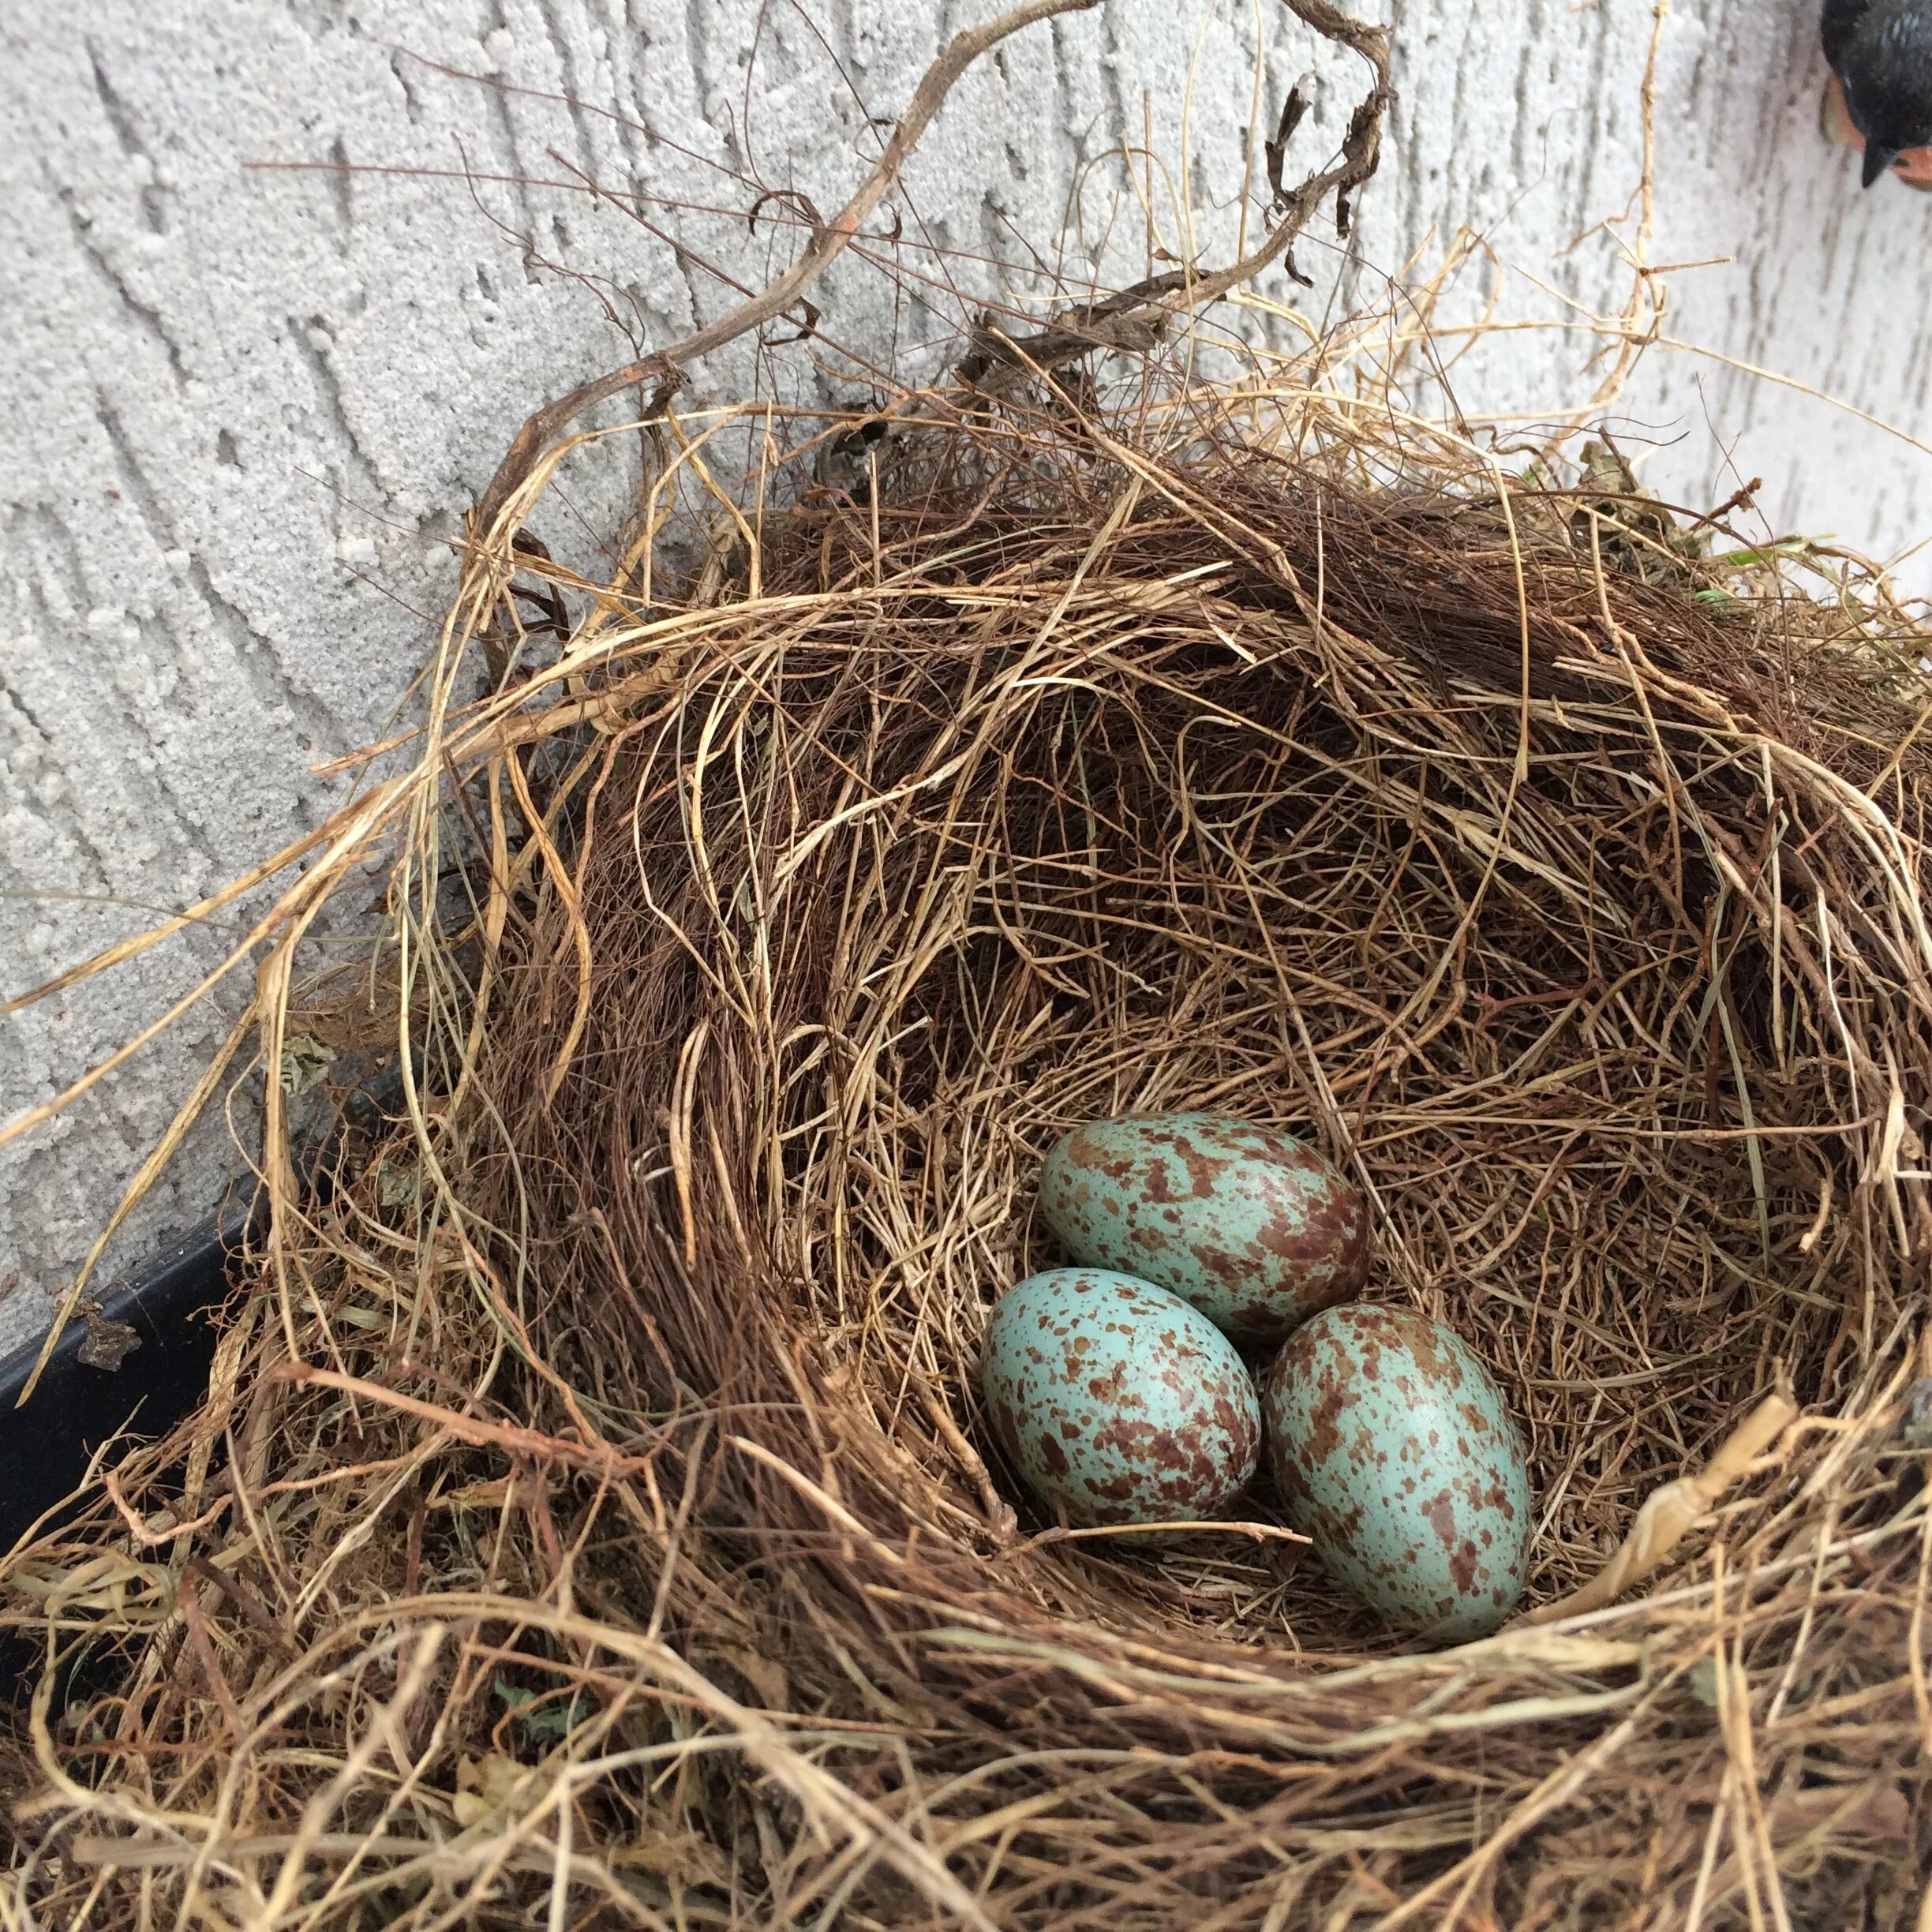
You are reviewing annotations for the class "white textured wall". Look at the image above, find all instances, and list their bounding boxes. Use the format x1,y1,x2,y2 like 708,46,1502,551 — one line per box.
4,0,1929,1356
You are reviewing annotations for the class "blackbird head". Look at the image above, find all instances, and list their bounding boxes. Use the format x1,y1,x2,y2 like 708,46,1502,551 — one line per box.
1825,0,1932,185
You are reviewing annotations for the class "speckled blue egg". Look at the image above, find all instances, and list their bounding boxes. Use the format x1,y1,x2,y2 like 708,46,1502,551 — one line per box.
1039,1112,1371,1346
1264,1304,1533,1643
979,1268,1261,1528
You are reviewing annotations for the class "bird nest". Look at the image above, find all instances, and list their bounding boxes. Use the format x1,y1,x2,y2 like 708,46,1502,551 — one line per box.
6,6,1932,1921
8,360,1932,1928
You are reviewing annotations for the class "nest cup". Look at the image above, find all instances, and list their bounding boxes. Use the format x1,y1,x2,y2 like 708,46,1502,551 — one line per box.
10,391,1932,1923
507,426,1909,1604
455,413,1929,1910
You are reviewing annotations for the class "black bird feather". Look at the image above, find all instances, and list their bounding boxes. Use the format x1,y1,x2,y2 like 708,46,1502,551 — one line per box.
1823,0,1932,185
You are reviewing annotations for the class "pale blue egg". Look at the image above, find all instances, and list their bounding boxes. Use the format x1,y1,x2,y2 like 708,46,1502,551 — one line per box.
1039,1112,1369,1346
1264,1304,1533,1642
980,1267,1260,1528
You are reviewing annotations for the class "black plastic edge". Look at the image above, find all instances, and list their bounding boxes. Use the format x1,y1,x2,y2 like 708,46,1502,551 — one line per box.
0,1200,257,1555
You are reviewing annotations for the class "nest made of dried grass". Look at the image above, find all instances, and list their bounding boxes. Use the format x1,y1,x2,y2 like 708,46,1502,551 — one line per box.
6,4,1932,1923
7,361,1932,1929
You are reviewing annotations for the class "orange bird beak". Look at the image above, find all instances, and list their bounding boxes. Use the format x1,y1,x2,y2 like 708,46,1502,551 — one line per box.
1822,70,1932,189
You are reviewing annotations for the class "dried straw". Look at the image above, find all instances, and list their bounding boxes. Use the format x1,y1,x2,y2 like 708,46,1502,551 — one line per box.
6,4,1932,1926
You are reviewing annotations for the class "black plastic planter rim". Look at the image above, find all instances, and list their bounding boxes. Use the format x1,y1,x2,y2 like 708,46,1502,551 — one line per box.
0,1206,250,1556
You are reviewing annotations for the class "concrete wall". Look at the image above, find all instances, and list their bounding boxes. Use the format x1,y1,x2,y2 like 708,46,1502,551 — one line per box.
5,0,1930,1356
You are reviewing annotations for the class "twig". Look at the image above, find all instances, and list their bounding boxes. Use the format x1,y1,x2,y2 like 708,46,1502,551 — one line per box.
1020,1519,1312,1548
959,2,1391,382
470,0,1104,540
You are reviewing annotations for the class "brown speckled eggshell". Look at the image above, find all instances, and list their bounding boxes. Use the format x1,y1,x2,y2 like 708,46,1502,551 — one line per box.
1264,1303,1533,1643
1039,1111,1370,1346
979,1267,1261,1528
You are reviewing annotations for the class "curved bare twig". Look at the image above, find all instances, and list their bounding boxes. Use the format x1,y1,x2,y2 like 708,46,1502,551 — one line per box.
958,6,1390,383
470,0,1105,541
469,0,1391,544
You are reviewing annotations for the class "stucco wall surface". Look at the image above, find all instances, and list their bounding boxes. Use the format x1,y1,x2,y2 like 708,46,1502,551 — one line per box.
4,0,1929,1356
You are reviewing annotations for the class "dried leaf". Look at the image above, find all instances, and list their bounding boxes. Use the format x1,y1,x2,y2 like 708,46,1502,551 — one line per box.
77,1303,141,1372
376,1161,416,1208
279,1035,335,1095
452,1751,530,1829
1900,1376,1932,1450
1523,1394,1797,1626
